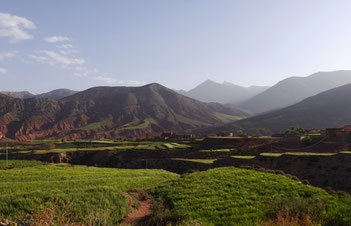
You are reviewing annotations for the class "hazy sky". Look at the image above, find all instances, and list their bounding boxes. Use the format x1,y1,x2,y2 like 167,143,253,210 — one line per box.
1,0,351,93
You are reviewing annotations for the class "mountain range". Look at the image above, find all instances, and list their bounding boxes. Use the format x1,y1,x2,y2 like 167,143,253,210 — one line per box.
0,83,249,140
177,80,269,104
238,70,351,114
0,89,78,100
1,70,351,140
206,82,351,135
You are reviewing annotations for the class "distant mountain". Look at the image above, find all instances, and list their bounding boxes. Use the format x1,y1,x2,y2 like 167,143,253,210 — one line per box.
0,89,77,100
0,83,250,140
0,91,35,99
239,70,351,114
216,83,351,135
178,80,269,104
35,89,78,99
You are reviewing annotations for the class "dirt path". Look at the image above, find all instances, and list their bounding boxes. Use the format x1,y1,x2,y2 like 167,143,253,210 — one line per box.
121,193,151,225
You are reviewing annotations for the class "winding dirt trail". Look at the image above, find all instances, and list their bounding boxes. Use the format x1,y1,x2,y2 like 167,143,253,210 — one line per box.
121,193,151,225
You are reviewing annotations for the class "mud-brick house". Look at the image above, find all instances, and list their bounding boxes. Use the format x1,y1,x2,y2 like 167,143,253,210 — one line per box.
322,125,351,141
160,132,174,140
216,132,233,137
174,134,193,140
160,132,193,140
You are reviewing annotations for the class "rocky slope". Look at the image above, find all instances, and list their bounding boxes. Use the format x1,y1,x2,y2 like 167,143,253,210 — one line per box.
0,83,250,140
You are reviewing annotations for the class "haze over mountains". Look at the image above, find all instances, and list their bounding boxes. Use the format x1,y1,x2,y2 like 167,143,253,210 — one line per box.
0,89,78,100
1,70,351,140
238,70,351,114
0,83,249,140
204,82,351,135
178,80,269,104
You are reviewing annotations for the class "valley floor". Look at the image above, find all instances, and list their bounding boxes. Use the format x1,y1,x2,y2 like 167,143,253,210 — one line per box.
1,137,351,225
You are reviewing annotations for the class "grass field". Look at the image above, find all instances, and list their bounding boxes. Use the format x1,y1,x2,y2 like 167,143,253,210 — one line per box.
199,149,231,152
0,164,179,224
231,155,256,159
77,119,110,131
153,167,351,225
120,117,158,130
7,141,192,155
260,152,337,157
171,158,217,164
0,160,45,169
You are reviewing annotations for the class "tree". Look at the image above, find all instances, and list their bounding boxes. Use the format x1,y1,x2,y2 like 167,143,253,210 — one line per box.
285,126,306,135
236,130,247,138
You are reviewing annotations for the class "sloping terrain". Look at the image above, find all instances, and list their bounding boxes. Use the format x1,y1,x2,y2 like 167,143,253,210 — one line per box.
0,83,250,140
179,79,268,104
0,91,35,99
1,89,77,100
221,83,351,134
239,70,351,114
35,88,78,99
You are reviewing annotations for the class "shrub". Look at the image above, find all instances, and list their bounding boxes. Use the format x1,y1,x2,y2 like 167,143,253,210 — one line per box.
265,195,327,224
263,207,314,226
236,130,247,137
20,200,78,225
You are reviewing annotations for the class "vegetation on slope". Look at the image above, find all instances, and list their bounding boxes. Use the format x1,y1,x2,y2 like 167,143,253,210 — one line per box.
233,82,351,134
153,167,351,225
0,164,179,224
0,83,250,140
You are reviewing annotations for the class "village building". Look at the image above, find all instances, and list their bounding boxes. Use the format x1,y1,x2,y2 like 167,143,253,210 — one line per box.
160,132,193,140
322,125,351,141
216,132,233,137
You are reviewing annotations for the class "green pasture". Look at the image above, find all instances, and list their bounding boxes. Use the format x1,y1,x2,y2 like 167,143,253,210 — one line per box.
153,167,351,225
0,163,178,224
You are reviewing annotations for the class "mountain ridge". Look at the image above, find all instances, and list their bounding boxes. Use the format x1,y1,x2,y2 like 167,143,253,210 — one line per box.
1,88,78,100
239,70,351,114
178,80,269,104
0,83,250,140
207,82,351,135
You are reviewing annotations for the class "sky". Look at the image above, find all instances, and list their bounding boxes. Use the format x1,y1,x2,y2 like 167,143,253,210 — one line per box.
1,0,351,93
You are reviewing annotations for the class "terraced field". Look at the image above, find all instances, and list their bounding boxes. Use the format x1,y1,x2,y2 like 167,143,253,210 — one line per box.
0,163,178,224
153,167,351,225
0,160,45,169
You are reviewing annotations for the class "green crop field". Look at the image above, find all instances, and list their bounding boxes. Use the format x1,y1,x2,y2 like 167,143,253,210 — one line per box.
171,158,217,164
119,117,158,130
77,118,111,131
260,152,337,157
200,149,232,152
153,167,351,225
0,164,179,224
231,155,256,159
0,160,45,169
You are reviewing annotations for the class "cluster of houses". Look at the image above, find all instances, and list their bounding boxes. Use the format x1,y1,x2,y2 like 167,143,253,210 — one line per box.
322,125,351,141
159,132,235,140
272,125,351,144
160,132,193,140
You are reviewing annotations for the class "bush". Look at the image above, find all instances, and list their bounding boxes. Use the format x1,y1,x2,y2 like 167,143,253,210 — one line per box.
265,196,327,224
141,197,188,225
236,130,247,137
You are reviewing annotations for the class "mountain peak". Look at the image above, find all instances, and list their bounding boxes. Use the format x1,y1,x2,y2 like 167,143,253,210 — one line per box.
239,70,351,114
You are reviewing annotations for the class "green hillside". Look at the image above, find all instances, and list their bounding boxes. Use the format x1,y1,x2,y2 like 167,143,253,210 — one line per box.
0,83,250,140
153,167,351,225
0,162,178,224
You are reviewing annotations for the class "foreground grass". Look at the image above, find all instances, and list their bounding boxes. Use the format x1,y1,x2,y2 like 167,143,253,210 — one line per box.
0,164,179,224
0,160,44,169
153,167,351,225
